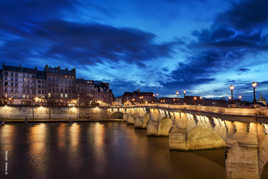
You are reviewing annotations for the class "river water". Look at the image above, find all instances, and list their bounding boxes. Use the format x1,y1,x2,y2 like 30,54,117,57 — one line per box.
0,122,267,179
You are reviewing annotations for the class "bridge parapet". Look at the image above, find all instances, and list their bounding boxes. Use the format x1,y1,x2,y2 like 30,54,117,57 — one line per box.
112,104,268,118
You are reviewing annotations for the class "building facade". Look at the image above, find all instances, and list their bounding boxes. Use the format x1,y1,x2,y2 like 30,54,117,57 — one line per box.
122,90,156,105
0,65,113,106
45,66,76,106
0,65,38,104
159,97,184,104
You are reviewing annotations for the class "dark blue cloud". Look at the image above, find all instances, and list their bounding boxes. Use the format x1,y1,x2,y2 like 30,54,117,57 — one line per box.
239,68,250,72
215,0,268,31
1,20,181,68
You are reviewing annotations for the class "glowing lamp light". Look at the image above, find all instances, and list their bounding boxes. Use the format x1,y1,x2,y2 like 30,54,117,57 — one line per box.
93,106,101,112
70,107,77,113
176,90,179,95
252,82,257,88
34,97,40,103
37,106,45,112
3,105,11,112
229,85,235,91
239,96,242,100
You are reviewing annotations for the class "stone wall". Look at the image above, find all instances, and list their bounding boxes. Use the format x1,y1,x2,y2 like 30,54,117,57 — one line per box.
0,106,108,121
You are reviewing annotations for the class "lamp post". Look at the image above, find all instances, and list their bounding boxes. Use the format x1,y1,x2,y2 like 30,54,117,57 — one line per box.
238,95,242,106
229,85,235,102
176,90,179,97
252,82,257,104
47,93,52,120
193,96,197,105
183,90,186,98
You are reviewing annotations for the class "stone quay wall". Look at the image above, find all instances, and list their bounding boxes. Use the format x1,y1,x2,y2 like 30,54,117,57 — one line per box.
0,106,110,122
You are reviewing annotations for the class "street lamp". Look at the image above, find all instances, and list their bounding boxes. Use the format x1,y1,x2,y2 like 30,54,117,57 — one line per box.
176,90,179,97
183,90,186,97
229,85,235,101
238,96,242,100
252,82,257,104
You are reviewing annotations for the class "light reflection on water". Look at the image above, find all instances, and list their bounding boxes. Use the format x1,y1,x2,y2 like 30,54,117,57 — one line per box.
68,123,82,170
93,122,106,175
0,122,267,179
57,123,67,150
0,125,15,151
28,123,48,179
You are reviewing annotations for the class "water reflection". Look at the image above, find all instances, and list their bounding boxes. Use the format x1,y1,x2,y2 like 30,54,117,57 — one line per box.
1,122,268,179
68,123,82,169
0,124,15,151
57,123,67,150
92,122,106,175
28,123,48,179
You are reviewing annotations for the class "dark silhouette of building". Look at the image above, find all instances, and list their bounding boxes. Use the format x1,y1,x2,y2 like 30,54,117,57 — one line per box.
122,90,155,104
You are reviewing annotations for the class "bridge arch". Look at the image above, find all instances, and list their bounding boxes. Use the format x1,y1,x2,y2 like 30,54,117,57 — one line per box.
134,112,151,129
187,126,227,150
158,117,173,136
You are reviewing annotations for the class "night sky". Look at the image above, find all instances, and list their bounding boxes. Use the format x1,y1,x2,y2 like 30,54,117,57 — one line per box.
1,0,268,100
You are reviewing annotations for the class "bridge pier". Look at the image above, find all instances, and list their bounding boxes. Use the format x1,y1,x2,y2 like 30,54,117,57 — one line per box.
169,127,188,150
123,113,128,122
127,114,135,124
134,116,144,128
134,113,150,129
158,118,173,136
147,119,159,136
225,143,260,179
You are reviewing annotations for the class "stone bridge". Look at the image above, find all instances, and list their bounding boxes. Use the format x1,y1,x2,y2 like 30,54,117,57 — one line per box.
107,104,268,179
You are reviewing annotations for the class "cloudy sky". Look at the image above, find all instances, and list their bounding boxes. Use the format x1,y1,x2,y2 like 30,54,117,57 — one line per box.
1,0,268,100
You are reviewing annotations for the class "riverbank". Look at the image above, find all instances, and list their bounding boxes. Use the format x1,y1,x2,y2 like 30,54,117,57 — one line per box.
0,106,111,122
